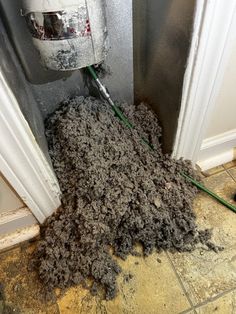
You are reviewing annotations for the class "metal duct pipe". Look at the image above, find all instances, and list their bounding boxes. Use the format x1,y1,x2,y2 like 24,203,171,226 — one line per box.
21,0,107,71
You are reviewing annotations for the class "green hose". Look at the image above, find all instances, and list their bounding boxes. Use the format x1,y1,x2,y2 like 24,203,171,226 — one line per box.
112,106,134,129
87,66,133,129
87,65,236,214
181,173,236,213
87,65,98,81
87,66,154,147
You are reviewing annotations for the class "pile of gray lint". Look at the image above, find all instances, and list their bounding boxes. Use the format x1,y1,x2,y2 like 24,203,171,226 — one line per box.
32,96,216,300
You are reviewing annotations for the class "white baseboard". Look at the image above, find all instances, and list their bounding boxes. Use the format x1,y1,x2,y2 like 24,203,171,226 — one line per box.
0,207,37,236
0,224,39,252
197,150,234,171
197,129,236,170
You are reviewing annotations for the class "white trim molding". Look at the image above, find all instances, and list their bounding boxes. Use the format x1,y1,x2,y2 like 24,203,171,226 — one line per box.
0,71,61,223
173,0,236,163
0,207,37,236
197,129,236,170
0,224,39,252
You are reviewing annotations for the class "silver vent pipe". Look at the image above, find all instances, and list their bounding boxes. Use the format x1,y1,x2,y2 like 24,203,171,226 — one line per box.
21,0,107,71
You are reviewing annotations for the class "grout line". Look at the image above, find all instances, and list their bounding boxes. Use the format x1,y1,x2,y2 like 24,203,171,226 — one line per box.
223,166,236,184
178,162,236,313
191,286,236,311
165,252,195,313
201,165,226,178
167,251,236,313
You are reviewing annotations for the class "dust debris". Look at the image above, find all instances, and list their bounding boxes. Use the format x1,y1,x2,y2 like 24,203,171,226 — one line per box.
0,283,20,314
32,96,216,300
94,63,112,78
123,273,134,283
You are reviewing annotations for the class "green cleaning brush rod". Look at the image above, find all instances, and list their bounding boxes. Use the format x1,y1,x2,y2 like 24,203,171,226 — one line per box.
87,66,133,129
182,173,236,214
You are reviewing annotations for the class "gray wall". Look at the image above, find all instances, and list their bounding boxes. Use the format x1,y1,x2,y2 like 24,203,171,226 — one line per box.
133,0,196,153
103,0,133,105
0,0,133,119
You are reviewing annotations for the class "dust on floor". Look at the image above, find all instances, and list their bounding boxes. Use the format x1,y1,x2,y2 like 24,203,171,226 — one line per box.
0,152,236,314
31,97,217,300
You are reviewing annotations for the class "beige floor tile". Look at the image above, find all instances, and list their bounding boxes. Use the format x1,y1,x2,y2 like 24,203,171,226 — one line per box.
0,243,191,314
2,171,236,313
195,289,236,313
223,160,236,170
168,171,236,306
227,167,236,182
57,287,97,314
58,252,191,314
201,165,224,177
0,243,59,313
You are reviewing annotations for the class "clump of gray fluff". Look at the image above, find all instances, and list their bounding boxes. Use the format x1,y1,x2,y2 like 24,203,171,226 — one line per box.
32,96,215,300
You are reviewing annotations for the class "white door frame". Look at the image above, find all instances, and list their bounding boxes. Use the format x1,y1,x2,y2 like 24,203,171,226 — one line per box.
173,0,236,163
0,71,61,224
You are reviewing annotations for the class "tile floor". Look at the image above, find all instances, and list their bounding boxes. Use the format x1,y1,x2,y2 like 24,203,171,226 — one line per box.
0,162,236,313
